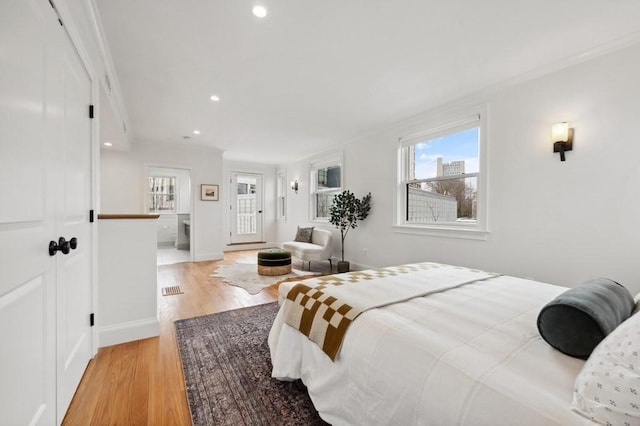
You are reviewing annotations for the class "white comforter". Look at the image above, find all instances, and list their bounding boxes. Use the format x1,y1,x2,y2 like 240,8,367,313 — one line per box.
269,273,595,425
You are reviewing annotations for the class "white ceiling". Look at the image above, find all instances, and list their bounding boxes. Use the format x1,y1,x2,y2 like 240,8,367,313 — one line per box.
95,0,640,164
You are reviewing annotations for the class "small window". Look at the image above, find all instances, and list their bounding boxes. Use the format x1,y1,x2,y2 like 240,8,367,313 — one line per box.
398,110,486,234
148,176,176,213
310,153,343,221
276,170,287,222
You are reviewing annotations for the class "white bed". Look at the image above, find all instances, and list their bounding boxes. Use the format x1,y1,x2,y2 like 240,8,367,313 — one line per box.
269,264,596,425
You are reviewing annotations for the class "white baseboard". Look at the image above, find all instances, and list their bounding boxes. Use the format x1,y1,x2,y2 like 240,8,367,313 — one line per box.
330,257,375,272
223,242,277,252
194,252,224,262
98,317,160,348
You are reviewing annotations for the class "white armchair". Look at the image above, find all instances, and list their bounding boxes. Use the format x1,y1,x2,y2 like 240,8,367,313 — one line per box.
282,228,333,272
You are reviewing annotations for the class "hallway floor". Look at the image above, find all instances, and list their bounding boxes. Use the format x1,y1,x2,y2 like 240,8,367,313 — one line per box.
156,246,191,266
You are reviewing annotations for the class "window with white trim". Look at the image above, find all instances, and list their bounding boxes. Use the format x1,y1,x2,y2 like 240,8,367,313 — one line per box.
276,170,287,222
310,153,343,221
398,109,486,234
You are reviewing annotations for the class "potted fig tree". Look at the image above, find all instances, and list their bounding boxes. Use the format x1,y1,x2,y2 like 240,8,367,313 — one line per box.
329,190,372,273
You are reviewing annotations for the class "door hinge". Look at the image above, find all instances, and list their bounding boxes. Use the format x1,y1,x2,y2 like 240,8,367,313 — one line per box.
89,209,94,223
90,313,95,327
48,0,63,26
89,104,94,119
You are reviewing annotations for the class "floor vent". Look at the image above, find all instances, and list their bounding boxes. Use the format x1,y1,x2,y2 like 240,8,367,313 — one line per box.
162,285,184,296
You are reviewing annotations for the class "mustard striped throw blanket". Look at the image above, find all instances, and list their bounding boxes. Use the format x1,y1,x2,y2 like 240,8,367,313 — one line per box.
282,262,499,360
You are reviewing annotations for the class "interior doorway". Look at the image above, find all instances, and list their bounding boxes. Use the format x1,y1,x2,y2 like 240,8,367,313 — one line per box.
229,172,264,244
146,166,193,265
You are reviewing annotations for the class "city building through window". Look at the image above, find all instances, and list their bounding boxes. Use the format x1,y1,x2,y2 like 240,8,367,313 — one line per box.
398,109,486,233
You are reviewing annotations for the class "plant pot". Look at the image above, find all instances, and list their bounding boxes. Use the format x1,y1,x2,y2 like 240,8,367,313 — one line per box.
337,261,350,273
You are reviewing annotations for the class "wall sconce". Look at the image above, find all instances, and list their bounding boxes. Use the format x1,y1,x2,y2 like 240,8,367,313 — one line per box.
291,180,299,194
552,122,573,161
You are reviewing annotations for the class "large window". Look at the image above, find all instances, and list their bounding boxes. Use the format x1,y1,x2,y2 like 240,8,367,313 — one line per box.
398,109,486,236
310,153,342,220
148,176,176,213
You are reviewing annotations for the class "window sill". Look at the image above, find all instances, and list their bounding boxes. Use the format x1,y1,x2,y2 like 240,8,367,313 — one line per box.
392,224,489,241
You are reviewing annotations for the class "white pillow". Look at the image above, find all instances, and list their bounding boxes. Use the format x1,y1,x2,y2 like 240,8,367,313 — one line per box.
572,312,640,425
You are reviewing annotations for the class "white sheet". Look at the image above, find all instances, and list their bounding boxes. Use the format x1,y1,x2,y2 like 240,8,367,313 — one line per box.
269,273,596,425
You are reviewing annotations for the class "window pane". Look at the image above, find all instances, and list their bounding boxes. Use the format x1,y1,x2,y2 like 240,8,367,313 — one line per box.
149,176,176,212
316,190,340,218
276,174,284,197
317,165,341,190
236,176,257,234
409,127,478,180
407,177,477,223
277,174,286,220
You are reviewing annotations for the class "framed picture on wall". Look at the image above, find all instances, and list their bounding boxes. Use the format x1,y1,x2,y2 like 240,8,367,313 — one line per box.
201,184,219,201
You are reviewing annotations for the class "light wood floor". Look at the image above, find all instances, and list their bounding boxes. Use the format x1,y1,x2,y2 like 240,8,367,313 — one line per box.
62,250,330,425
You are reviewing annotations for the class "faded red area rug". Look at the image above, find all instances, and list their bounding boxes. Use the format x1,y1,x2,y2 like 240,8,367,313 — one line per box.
175,302,328,425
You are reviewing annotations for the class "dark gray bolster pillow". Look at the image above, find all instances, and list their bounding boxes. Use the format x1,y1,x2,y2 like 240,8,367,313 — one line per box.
537,278,634,359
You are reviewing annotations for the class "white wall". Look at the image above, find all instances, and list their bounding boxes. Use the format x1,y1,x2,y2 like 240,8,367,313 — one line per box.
278,42,640,295
100,149,142,212
101,141,225,261
98,218,159,347
277,153,341,255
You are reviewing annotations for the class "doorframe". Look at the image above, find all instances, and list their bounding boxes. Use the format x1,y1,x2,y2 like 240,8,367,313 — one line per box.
228,170,265,245
142,163,195,262
51,0,99,358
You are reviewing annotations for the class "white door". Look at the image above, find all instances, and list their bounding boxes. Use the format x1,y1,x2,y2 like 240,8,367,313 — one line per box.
49,18,94,422
0,1,93,424
230,173,263,244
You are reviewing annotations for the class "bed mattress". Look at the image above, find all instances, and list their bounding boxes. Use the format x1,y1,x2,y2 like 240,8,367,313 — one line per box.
269,272,595,425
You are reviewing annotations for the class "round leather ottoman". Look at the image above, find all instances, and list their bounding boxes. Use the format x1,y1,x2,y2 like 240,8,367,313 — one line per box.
257,249,292,276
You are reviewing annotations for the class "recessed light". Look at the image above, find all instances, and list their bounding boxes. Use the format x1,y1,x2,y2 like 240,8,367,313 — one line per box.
193,130,200,135
103,142,112,147
252,5,267,18
210,94,220,102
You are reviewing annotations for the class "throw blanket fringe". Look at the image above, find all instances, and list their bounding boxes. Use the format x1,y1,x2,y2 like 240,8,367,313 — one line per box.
282,262,499,360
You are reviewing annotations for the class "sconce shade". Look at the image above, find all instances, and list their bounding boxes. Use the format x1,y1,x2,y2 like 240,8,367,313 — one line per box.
552,122,569,142
552,122,573,161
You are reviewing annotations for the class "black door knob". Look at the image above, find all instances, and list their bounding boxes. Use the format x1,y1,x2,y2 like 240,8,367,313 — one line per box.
69,237,78,250
49,237,71,256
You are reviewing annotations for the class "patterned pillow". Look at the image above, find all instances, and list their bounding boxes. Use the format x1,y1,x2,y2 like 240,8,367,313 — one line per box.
294,226,314,243
572,312,640,424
